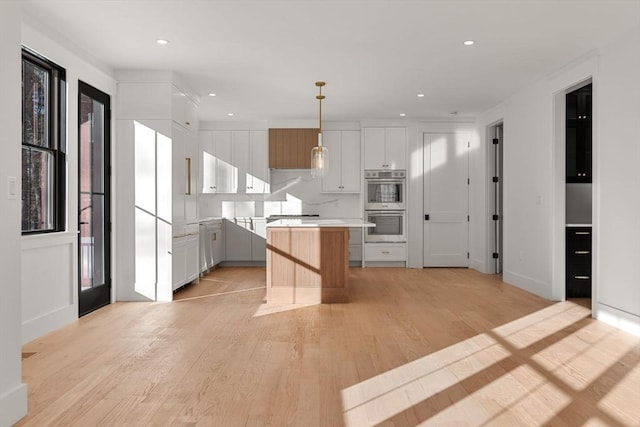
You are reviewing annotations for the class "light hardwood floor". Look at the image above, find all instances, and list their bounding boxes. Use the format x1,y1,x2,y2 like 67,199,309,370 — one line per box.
18,267,640,426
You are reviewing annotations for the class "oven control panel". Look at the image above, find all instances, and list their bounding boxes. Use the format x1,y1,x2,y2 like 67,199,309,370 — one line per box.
365,170,406,179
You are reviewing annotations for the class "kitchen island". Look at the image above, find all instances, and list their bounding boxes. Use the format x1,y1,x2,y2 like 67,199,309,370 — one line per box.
266,219,374,304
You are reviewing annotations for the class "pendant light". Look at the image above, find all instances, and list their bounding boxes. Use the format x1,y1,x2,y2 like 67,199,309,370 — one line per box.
311,81,328,178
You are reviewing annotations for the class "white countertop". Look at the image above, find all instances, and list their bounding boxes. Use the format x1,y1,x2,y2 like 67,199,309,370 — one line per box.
266,218,375,228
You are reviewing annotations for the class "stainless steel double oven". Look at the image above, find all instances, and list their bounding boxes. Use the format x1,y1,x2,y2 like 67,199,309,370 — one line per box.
364,170,406,243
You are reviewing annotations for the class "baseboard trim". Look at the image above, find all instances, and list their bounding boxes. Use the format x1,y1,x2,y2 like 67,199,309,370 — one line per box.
22,304,76,344
503,270,552,300
594,303,640,336
469,258,488,274
220,261,266,267
0,383,27,426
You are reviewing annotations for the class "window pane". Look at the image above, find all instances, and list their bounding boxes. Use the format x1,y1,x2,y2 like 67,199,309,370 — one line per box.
22,147,54,231
22,60,50,148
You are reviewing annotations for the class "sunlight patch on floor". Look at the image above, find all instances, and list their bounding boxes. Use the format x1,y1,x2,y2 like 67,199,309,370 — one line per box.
341,301,612,427
173,286,265,302
253,302,319,317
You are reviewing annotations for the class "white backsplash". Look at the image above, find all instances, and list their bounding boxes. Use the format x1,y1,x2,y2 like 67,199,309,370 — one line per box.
199,169,361,218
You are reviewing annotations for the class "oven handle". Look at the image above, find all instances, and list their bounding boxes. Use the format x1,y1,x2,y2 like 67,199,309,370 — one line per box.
365,179,405,184
366,211,406,216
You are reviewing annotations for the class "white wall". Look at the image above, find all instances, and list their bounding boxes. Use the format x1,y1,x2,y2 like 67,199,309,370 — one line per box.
20,23,117,342
474,25,640,335
0,3,28,425
594,25,640,334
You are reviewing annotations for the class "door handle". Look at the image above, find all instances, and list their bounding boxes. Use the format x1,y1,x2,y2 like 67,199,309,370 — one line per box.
424,214,429,221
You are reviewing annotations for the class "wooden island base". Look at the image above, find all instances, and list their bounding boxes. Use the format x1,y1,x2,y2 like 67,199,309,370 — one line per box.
266,227,349,304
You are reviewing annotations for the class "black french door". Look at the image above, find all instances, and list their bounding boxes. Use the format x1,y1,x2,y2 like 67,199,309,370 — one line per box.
78,81,111,316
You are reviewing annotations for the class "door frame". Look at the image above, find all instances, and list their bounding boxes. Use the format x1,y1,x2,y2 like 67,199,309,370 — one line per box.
77,80,112,316
552,76,595,306
485,120,504,275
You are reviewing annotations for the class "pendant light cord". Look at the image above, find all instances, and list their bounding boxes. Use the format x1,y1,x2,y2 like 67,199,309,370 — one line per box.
316,81,325,142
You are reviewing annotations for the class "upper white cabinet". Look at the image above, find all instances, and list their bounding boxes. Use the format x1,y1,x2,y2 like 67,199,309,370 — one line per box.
249,131,269,193
199,130,236,194
363,127,407,170
322,130,361,193
174,123,198,226
200,129,269,194
232,130,269,194
172,85,198,132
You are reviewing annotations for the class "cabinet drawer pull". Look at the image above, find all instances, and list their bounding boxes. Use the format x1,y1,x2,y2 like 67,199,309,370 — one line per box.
381,251,390,254
574,251,590,255
574,275,590,280
574,232,590,235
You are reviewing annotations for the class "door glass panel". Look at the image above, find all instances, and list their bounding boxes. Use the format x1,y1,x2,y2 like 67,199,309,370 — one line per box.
91,194,105,286
79,192,92,290
79,92,106,292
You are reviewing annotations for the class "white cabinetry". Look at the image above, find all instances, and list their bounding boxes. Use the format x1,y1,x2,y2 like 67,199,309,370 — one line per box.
200,130,235,194
224,218,267,262
172,233,199,291
172,123,198,233
200,129,269,194
117,72,200,301
212,223,225,266
349,228,362,263
364,243,407,261
199,220,224,273
232,130,270,194
363,127,406,169
172,85,198,132
251,218,267,261
322,130,361,193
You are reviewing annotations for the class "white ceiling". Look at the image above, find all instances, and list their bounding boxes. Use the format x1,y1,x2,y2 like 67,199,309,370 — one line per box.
22,0,640,122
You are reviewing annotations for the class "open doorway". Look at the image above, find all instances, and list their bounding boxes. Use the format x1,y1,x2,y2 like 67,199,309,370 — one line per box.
488,122,503,275
565,82,592,307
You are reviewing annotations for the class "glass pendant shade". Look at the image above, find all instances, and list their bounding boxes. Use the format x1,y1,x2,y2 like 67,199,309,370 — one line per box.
311,133,328,178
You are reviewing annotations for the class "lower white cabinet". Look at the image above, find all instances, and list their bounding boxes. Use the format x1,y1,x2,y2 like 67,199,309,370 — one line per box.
349,228,362,262
364,243,406,261
172,238,187,291
224,218,267,261
172,233,199,291
212,224,225,266
200,220,225,273
185,234,199,282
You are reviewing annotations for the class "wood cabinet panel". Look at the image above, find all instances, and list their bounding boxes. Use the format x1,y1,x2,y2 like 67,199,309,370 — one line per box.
269,128,319,169
266,227,349,303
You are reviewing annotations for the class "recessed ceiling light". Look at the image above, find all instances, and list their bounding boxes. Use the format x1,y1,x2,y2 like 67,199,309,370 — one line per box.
399,113,406,117
156,39,170,45
208,93,217,97
463,40,475,46
227,112,234,116
417,93,425,98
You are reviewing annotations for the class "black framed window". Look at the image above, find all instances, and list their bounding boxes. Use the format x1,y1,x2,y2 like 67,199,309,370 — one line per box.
22,48,66,233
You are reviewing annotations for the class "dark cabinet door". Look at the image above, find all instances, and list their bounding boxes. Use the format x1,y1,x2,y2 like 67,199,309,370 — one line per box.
566,227,591,298
566,84,592,183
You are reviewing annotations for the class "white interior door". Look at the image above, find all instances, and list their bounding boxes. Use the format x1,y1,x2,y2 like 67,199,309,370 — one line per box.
423,133,469,267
